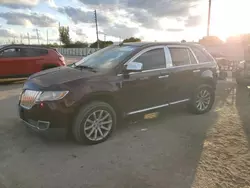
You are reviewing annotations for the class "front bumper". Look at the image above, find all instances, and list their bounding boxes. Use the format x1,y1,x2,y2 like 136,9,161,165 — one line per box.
18,100,75,131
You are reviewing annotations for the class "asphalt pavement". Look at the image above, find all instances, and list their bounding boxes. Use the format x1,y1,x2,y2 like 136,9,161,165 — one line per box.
0,80,250,188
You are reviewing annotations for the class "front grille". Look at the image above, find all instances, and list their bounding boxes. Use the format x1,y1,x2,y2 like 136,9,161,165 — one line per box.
20,90,41,109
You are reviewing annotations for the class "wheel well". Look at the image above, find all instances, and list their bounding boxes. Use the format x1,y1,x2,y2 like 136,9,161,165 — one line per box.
200,78,216,90
76,94,122,120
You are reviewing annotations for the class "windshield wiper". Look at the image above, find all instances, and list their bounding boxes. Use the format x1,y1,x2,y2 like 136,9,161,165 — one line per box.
75,65,97,72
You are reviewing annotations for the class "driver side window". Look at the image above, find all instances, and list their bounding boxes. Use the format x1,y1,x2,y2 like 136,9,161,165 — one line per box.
134,48,166,71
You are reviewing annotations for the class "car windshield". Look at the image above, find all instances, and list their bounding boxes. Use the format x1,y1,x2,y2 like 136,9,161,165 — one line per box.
74,45,137,70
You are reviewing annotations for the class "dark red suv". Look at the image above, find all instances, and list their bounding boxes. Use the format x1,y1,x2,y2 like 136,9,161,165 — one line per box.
19,42,218,145
0,45,65,78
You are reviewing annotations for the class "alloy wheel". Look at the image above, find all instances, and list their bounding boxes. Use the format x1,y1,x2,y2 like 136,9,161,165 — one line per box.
83,110,113,141
196,89,211,111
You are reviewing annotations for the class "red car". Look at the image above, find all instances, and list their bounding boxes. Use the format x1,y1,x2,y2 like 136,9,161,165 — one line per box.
0,45,65,78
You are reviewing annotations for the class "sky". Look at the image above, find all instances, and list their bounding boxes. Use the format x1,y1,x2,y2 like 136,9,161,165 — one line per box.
0,0,250,44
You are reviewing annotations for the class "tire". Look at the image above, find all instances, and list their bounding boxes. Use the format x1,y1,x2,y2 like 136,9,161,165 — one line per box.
188,85,215,114
42,64,58,70
72,101,117,145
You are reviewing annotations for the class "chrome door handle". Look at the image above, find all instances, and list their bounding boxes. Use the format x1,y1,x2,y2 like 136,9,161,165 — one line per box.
193,69,200,73
158,75,169,79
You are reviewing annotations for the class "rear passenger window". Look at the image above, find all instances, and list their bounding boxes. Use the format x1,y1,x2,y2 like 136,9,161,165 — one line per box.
134,48,166,70
169,48,191,66
191,47,213,63
21,48,48,57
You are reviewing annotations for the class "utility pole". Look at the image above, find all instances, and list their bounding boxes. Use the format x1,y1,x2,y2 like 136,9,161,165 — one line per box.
27,32,30,44
20,34,23,44
58,22,61,46
94,10,99,49
47,29,49,45
36,28,40,45
207,0,212,36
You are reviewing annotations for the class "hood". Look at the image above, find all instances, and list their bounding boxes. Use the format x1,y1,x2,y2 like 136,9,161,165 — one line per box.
28,66,99,88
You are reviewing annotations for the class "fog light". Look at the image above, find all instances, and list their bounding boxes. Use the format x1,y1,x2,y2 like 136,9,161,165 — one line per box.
37,121,50,130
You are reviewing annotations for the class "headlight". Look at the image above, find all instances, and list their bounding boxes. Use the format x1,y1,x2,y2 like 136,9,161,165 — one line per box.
36,91,69,102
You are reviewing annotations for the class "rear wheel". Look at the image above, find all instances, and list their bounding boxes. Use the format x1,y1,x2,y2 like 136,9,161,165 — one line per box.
188,85,215,114
42,64,58,70
72,101,117,145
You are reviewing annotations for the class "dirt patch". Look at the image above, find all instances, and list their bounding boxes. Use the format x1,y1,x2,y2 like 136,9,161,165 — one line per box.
192,87,250,188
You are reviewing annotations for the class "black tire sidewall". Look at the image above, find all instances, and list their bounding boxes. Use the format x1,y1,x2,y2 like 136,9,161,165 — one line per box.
189,85,215,114
73,102,116,145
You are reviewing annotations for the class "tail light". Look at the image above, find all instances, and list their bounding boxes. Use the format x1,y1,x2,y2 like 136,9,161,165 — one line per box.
59,56,65,65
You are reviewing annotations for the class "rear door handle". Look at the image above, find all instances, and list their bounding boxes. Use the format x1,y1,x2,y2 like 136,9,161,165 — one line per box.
193,69,200,73
158,75,169,79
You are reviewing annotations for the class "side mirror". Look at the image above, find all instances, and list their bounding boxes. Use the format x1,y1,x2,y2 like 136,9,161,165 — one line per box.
125,62,143,72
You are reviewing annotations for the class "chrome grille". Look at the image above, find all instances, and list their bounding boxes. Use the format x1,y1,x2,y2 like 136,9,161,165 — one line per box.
20,90,41,109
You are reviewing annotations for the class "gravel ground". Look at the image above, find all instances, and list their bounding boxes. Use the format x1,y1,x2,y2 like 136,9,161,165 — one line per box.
0,80,250,188
192,82,250,188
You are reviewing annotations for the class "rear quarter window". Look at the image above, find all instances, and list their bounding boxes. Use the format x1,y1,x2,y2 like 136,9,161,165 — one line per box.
191,47,214,63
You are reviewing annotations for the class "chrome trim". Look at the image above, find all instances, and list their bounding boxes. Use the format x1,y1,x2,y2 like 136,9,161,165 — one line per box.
164,46,173,68
193,69,201,73
22,119,50,131
169,99,190,105
117,44,209,77
127,99,190,115
189,48,199,64
127,103,170,115
158,75,169,79
20,90,41,110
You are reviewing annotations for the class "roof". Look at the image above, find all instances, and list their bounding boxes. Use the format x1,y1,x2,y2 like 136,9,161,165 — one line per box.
122,42,204,48
0,44,52,49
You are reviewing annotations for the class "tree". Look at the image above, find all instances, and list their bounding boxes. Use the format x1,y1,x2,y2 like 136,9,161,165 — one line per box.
181,40,186,43
59,26,71,46
90,40,113,48
123,37,141,43
67,41,88,48
199,36,223,46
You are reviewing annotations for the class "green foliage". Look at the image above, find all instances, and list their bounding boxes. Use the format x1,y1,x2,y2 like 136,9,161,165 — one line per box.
90,40,113,48
123,37,141,43
59,26,71,46
66,41,88,48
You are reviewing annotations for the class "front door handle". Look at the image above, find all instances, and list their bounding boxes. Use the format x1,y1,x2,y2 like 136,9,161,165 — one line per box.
193,69,200,73
158,75,169,79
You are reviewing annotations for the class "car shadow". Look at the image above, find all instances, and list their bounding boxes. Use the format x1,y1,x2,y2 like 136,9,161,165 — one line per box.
114,103,219,188
235,85,250,149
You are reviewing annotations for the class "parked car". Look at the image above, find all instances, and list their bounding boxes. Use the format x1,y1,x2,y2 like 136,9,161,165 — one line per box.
18,42,218,144
0,44,65,78
235,60,250,85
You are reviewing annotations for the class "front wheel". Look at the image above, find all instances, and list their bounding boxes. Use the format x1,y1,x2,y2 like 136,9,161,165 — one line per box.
188,85,215,114
72,101,117,145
